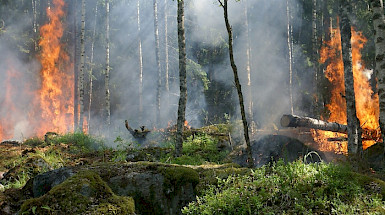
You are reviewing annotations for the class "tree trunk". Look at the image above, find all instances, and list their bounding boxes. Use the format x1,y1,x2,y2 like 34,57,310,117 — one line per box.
137,0,144,121
87,2,98,132
244,0,254,132
312,0,321,117
73,0,79,131
175,0,187,157
32,0,38,51
78,0,86,132
286,0,294,115
281,114,348,133
218,0,253,168
105,0,111,127
370,0,385,149
164,0,169,93
153,0,162,126
339,0,362,156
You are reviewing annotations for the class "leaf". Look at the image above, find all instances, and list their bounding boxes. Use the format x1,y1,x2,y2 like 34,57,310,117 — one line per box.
41,205,52,211
32,206,37,214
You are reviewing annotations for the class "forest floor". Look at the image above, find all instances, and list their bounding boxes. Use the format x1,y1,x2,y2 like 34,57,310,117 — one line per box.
0,126,384,214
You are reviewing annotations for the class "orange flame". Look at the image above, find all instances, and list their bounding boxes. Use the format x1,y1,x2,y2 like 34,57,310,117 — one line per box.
36,0,73,136
314,24,379,153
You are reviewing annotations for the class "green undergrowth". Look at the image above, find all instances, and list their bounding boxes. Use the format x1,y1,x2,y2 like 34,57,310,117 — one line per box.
161,134,229,165
183,160,385,215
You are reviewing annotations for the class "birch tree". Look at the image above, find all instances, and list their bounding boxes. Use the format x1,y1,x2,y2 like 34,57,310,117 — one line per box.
244,0,254,131
287,0,294,115
218,0,253,168
137,0,144,121
87,2,98,132
73,0,79,131
370,0,385,148
78,0,86,131
175,0,187,157
153,0,162,126
105,0,111,127
339,0,362,155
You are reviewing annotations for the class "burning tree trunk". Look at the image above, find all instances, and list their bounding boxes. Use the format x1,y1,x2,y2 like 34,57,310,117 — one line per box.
153,0,162,126
370,0,385,147
281,114,348,133
218,0,253,168
78,0,86,132
137,0,144,121
105,0,111,127
339,0,363,155
87,2,98,132
175,0,187,157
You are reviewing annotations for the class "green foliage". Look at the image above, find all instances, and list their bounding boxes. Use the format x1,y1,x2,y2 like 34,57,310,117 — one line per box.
23,137,44,147
183,160,385,215
50,132,105,153
166,134,229,165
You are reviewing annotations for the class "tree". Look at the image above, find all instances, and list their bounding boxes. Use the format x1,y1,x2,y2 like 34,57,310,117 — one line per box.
339,0,362,156
153,0,162,126
287,0,294,115
370,0,385,149
175,0,187,157
218,0,253,168
78,0,86,132
87,2,99,132
105,0,111,128
73,0,79,131
137,0,143,121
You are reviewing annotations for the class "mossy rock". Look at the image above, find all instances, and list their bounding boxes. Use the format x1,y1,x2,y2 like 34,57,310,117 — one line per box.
20,170,135,215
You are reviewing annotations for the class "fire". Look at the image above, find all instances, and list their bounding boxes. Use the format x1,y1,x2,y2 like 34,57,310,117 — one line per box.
0,0,73,142
314,24,379,153
36,0,73,135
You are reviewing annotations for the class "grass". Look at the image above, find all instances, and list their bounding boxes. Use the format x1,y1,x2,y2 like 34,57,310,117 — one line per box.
183,160,385,215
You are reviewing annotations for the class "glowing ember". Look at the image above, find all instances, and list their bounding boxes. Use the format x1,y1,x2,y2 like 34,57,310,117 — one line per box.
314,25,379,153
36,0,73,136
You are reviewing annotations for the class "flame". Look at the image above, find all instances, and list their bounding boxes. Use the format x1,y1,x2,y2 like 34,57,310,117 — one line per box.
184,120,191,129
314,24,379,153
36,0,73,135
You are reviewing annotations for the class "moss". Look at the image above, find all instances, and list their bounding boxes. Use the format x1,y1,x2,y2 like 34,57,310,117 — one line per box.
159,166,200,191
194,164,251,194
20,170,135,215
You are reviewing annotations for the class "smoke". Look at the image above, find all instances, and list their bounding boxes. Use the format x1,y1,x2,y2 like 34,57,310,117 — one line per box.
186,0,301,127
0,0,305,143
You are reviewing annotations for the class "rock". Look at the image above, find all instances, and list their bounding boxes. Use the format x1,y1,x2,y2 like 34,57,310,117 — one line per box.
364,141,385,171
30,162,199,215
32,167,74,197
20,170,135,215
230,135,325,168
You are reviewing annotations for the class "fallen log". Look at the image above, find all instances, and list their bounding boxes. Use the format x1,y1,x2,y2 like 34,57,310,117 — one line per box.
280,114,347,133
281,114,381,141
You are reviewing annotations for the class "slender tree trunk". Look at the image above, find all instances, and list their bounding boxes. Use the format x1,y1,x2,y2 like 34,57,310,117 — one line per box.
32,0,38,51
218,0,253,168
78,0,86,132
244,1,254,132
286,0,294,115
164,0,169,93
153,0,162,126
137,0,144,121
312,0,320,117
370,0,385,151
105,0,111,127
73,0,79,131
339,0,362,156
175,0,187,157
88,2,98,132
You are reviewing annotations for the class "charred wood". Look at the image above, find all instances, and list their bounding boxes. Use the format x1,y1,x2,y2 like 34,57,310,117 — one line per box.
125,120,150,139
280,114,348,133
